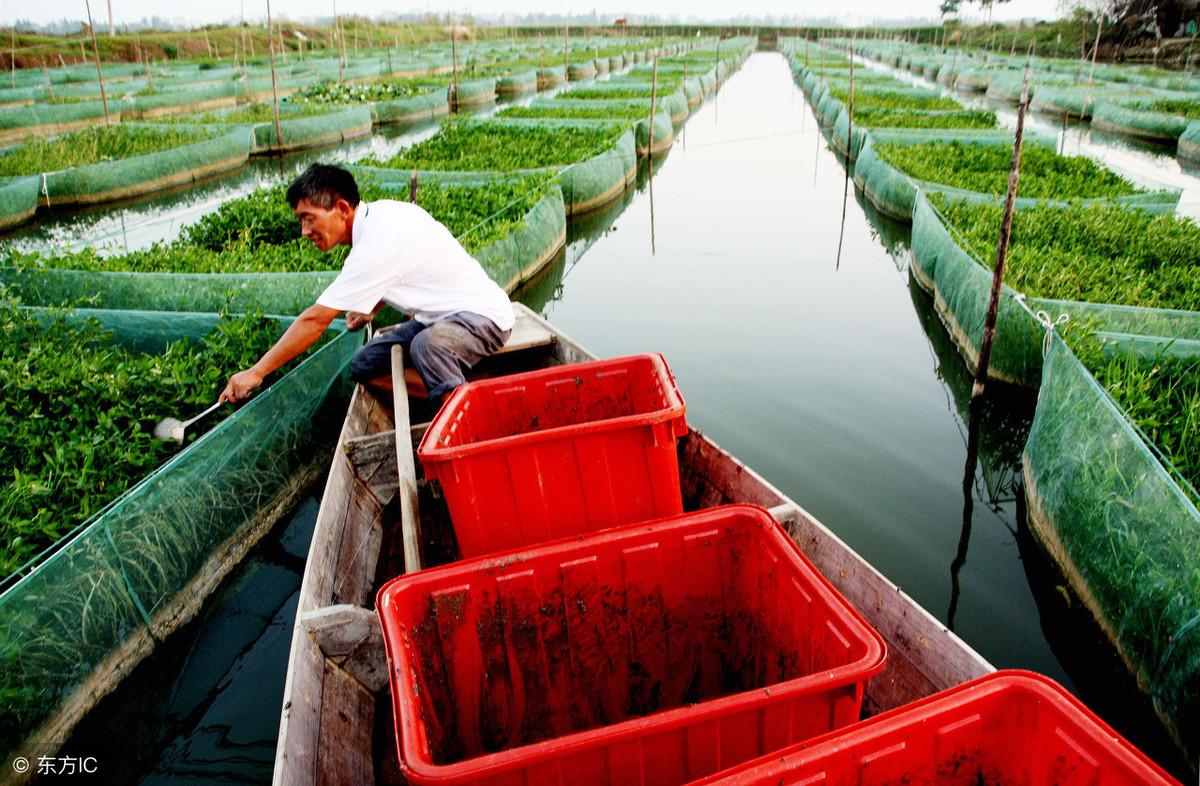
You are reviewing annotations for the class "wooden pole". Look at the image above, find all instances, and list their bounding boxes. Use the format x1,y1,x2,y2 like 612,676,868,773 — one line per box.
1084,14,1102,109
648,52,659,156
83,0,110,122
333,0,343,81
107,0,114,36
972,72,1030,398
835,29,856,271
267,0,283,150
409,169,418,204
450,21,459,112
42,62,56,101
142,36,154,89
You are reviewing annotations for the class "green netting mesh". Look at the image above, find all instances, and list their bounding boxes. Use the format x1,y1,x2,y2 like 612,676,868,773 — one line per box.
371,89,448,124
446,76,497,107
495,69,538,96
852,129,1178,222
1181,120,1200,163
0,266,338,315
830,107,998,161
567,62,597,81
0,177,39,233
1030,87,1153,120
0,309,360,765
1023,332,1199,761
0,100,114,144
466,184,566,290
39,125,253,207
909,191,1200,387
121,82,240,118
1092,100,1194,144
909,191,1045,386
251,105,373,153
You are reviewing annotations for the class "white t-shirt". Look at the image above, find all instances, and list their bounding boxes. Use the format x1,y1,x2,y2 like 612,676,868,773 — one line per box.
315,199,515,331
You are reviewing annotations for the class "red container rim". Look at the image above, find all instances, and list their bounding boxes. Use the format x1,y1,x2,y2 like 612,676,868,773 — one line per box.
684,670,1183,786
416,352,687,462
377,504,888,784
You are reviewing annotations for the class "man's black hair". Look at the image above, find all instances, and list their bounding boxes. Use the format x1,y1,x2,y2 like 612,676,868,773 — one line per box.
286,163,360,209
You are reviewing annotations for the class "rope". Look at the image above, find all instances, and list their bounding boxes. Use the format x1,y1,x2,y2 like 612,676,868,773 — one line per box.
40,171,51,210
1034,308,1069,356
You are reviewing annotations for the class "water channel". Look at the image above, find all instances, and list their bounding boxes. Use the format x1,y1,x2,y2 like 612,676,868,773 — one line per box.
38,50,1195,781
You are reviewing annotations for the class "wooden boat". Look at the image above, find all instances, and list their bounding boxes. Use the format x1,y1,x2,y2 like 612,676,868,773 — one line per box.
272,302,994,785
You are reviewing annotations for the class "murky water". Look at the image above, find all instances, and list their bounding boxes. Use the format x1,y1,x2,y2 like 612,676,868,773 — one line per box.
35,51,1197,781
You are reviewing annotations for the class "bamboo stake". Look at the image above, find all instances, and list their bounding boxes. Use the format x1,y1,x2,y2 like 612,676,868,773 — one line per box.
835,29,856,271
142,36,154,89
648,52,659,157
972,72,1030,398
333,0,343,82
563,25,569,83
1083,13,1102,112
107,0,114,36
205,28,212,58
450,21,459,112
83,0,110,122
10,30,15,88
42,62,56,101
267,0,283,150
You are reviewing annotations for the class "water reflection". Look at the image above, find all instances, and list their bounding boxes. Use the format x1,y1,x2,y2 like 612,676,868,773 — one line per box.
57,495,320,784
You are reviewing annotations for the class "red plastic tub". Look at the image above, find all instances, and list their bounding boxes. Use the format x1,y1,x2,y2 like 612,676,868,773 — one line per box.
377,504,888,786
417,353,689,558
686,670,1182,786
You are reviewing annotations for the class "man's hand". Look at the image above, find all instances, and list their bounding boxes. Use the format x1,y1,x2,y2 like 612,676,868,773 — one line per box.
220,369,264,404
345,311,374,331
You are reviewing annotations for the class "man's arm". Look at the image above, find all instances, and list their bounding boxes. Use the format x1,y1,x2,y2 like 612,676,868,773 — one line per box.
345,300,385,331
220,303,341,403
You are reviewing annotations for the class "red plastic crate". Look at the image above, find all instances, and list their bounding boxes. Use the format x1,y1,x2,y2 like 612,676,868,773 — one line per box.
686,670,1182,786
417,353,689,557
377,504,888,786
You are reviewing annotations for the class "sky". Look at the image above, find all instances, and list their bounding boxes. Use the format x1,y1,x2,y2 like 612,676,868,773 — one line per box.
2,0,1061,28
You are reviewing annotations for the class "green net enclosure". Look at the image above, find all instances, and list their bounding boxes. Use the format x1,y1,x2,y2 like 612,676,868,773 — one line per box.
830,107,999,161
909,192,1200,386
0,307,360,768
371,90,448,125
250,105,374,153
852,129,1179,222
0,100,118,146
1023,332,1199,763
0,176,39,233
908,192,1045,386
33,124,254,208
495,69,538,97
1181,120,1200,163
1092,99,1196,144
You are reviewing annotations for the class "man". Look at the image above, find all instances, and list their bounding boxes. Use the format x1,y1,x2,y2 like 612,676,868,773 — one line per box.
219,163,514,406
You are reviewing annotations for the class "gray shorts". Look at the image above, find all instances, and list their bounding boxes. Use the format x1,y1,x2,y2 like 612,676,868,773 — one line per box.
348,312,510,399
